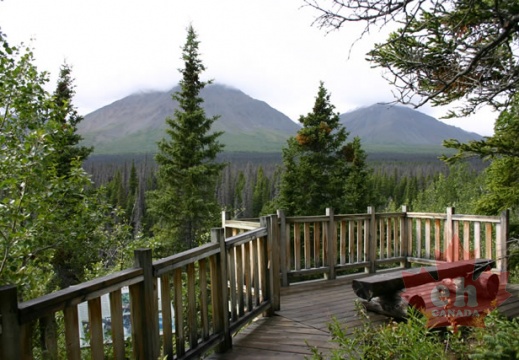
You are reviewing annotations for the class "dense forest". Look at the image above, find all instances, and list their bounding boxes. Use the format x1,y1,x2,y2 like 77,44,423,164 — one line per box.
82,151,487,237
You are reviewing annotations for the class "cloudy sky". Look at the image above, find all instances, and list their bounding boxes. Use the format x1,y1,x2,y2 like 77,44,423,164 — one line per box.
1,0,496,135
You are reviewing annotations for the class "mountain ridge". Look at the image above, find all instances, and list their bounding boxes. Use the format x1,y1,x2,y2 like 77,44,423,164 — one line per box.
78,84,482,155
340,103,482,146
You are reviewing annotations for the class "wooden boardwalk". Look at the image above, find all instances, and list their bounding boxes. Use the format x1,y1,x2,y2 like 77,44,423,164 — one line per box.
208,276,519,360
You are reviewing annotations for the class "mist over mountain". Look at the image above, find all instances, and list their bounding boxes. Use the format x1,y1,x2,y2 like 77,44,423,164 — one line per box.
78,85,483,155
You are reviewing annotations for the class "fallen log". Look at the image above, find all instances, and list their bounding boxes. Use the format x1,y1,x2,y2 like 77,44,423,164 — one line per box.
352,259,494,301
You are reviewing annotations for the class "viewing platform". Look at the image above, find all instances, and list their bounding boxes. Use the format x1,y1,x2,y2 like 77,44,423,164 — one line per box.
1,207,517,359
208,276,519,359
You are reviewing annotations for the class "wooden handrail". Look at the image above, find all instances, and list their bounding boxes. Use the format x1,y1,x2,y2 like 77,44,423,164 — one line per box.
0,208,509,359
0,220,276,359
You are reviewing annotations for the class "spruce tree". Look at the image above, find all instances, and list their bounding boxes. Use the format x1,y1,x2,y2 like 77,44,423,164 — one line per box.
342,137,372,213
50,63,92,176
278,82,351,215
148,25,225,253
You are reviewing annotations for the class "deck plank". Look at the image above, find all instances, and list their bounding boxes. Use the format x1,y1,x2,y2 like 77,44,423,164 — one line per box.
208,277,519,359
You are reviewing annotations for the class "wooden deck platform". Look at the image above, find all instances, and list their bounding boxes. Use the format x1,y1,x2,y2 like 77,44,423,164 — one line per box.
208,276,519,360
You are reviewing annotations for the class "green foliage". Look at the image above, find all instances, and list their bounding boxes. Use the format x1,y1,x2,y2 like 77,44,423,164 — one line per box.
309,302,519,360
362,0,519,116
342,137,373,213
50,63,93,176
252,167,270,217
0,32,130,299
278,83,368,215
412,162,484,213
308,302,444,359
444,93,519,214
147,25,225,254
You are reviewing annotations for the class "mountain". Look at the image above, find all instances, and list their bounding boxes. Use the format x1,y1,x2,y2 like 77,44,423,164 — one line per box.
79,86,484,155
339,104,483,153
78,84,300,154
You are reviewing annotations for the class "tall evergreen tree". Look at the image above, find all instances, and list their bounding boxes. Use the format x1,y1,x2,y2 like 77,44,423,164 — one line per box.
50,63,92,176
342,137,372,213
277,82,351,215
148,25,225,253
252,167,270,216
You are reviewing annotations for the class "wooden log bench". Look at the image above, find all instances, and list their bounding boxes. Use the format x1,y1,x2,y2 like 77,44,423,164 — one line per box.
352,259,498,322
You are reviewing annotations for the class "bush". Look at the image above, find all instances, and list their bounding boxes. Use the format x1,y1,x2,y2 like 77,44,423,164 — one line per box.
307,301,519,360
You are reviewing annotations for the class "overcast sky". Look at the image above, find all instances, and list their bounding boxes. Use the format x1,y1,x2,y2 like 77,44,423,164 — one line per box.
1,0,496,135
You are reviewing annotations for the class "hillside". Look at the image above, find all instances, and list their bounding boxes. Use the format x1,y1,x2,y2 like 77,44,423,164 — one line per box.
78,84,300,154
340,104,483,152
78,87,484,155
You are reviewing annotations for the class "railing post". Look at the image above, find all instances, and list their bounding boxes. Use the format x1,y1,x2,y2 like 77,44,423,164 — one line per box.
445,207,455,262
262,215,280,314
497,209,509,272
0,285,21,360
400,205,410,268
326,208,336,280
368,206,377,273
268,214,281,311
277,210,289,287
130,249,159,360
212,228,231,352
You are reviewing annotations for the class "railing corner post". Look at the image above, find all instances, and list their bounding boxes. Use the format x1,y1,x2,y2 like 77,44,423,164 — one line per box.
131,248,159,360
0,285,21,360
326,208,336,280
262,215,280,314
269,214,281,311
211,227,231,352
277,210,289,287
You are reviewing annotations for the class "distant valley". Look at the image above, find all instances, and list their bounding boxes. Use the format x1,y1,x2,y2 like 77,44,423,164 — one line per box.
78,84,482,155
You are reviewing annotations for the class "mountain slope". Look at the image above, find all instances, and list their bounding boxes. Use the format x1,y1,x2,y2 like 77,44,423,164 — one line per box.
78,84,301,154
340,104,482,154
340,104,482,151
79,87,484,155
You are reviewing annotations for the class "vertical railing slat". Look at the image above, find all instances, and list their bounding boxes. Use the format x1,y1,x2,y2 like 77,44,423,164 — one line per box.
294,223,301,271
187,263,197,349
199,258,210,340
380,219,385,259
474,222,481,259
434,219,441,260
304,222,311,269
244,242,253,312
314,222,321,267
88,298,104,360
64,305,81,360
340,221,346,264
173,268,185,356
228,246,237,321
252,238,260,306
463,221,471,260
235,245,244,317
425,219,431,258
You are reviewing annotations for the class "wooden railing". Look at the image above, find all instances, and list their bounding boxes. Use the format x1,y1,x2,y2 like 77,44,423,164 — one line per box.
0,208,509,359
0,216,278,360
276,207,509,286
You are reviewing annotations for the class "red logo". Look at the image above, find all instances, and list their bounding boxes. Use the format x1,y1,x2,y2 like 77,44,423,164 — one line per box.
400,238,511,330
